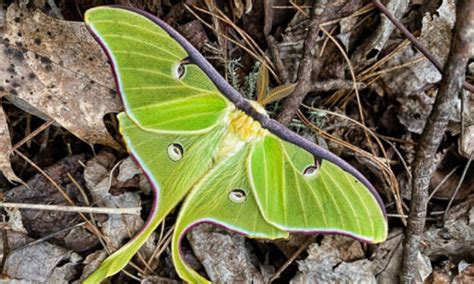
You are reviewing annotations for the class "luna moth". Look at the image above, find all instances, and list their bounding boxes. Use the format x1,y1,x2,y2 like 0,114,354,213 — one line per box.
84,6,387,283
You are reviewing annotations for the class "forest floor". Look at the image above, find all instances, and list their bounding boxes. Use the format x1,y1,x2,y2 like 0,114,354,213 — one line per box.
0,0,472,283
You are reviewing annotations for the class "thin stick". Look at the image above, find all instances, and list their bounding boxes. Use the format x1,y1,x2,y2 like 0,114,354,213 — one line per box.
361,56,426,80
13,119,54,150
0,202,141,215
15,222,87,250
145,225,175,274
387,214,408,219
270,237,314,282
276,0,328,125
400,1,474,281
266,35,289,84
13,150,107,242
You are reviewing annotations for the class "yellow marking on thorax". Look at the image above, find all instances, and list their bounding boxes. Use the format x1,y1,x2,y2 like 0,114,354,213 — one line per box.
228,110,267,142
215,102,268,161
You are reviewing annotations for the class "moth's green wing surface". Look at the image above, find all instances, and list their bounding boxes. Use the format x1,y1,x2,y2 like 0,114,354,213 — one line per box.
172,146,288,283
85,7,229,133
84,5,388,284
84,113,227,283
249,135,387,243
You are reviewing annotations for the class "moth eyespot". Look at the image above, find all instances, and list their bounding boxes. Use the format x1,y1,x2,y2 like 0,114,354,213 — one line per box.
303,164,319,177
228,189,247,204
167,143,184,161
172,63,186,80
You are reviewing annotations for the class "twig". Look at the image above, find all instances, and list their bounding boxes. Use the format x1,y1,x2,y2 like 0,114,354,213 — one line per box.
375,233,404,277
263,0,275,36
400,1,474,282
13,119,54,150
144,224,174,274
289,0,309,17
0,202,141,215
0,228,9,275
276,0,327,126
269,236,314,282
13,150,107,244
266,35,290,84
312,79,366,92
15,222,87,249
387,214,408,219
372,0,474,93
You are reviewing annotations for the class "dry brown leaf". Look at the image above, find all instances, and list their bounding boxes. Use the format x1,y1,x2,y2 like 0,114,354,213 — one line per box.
232,0,252,19
1,229,81,282
0,105,22,183
0,4,122,149
233,0,245,18
261,83,297,105
372,229,404,283
454,264,474,284
380,0,460,134
80,250,108,282
423,196,474,260
188,224,265,283
256,63,269,103
459,125,474,158
382,0,456,95
351,0,409,69
83,152,156,257
4,154,100,252
291,236,375,283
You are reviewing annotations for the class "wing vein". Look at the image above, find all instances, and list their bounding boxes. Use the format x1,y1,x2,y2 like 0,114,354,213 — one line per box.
292,167,308,227
280,145,328,228
119,67,213,93
114,50,176,63
90,20,169,38
100,34,180,59
325,168,361,234
319,170,345,229
131,93,217,111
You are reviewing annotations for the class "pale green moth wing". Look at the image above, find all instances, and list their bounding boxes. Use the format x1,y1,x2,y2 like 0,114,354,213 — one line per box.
85,7,228,133
84,5,388,284
172,146,288,283
84,113,227,283
249,135,387,243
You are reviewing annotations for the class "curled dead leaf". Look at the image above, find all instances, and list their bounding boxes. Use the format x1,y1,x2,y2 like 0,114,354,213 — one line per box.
1,229,82,282
0,105,22,183
0,4,122,149
261,83,297,105
256,63,269,103
459,125,474,158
